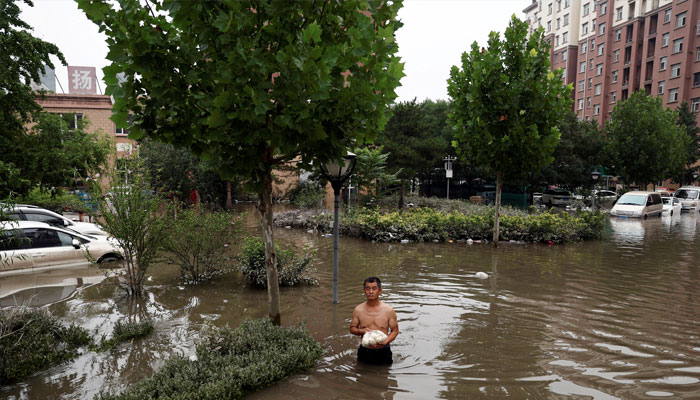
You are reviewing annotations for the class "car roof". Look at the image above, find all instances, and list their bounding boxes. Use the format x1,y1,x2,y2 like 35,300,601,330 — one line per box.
0,220,90,239
620,191,656,195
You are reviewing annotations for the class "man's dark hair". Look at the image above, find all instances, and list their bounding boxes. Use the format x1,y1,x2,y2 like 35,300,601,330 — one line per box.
363,276,381,288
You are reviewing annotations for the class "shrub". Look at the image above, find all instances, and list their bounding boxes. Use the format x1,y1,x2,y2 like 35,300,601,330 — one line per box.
16,187,88,213
288,181,325,209
95,318,322,400
0,307,90,384
161,208,242,284
236,237,318,288
94,319,155,352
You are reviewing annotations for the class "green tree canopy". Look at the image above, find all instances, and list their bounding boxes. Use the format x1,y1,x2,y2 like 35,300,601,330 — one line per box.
78,0,404,323
675,100,700,185
447,15,572,245
0,0,66,196
605,91,689,188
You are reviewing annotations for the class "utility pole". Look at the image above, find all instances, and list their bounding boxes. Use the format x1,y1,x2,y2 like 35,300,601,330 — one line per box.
444,155,456,200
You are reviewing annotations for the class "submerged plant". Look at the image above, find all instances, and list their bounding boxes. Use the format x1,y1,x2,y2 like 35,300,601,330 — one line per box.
236,237,318,288
94,319,155,352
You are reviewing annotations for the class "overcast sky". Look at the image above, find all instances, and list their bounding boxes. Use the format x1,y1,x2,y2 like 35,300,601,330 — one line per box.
20,0,527,102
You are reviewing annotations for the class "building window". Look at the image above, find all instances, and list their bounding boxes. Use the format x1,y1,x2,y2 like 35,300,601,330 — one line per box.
594,104,600,115
599,22,606,35
557,18,561,29
564,14,569,26
565,0,570,8
557,0,562,12
548,3,553,14
662,33,669,47
597,43,605,56
611,91,617,103
590,59,594,70
694,72,700,87
581,43,587,53
671,63,681,78
583,2,590,16
664,9,672,23
697,47,700,61
580,61,586,72
613,49,620,62
600,2,607,15
596,63,603,75
612,70,618,83
590,39,595,49
582,22,589,34
658,80,665,94
615,29,621,42
692,97,700,112
555,35,560,46
660,56,667,70
588,77,593,88
578,80,585,91
563,32,568,43
677,11,687,28
562,49,568,61
673,38,683,54
616,7,623,21
669,88,679,102
587,97,592,108
57,113,83,130
547,21,552,32
595,84,602,95
578,98,584,109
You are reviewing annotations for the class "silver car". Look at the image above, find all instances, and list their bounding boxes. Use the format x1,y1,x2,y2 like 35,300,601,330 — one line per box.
2,204,108,236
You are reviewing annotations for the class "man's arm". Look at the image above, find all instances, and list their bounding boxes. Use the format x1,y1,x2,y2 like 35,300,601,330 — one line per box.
381,308,399,346
349,306,368,336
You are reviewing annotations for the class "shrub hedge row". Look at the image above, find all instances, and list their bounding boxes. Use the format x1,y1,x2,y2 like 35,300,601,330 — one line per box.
277,207,606,244
97,319,322,400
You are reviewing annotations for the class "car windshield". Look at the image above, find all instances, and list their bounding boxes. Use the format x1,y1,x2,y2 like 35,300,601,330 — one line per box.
617,194,647,206
675,189,699,199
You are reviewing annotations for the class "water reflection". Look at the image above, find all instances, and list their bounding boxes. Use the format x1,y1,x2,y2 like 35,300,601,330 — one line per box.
2,205,700,399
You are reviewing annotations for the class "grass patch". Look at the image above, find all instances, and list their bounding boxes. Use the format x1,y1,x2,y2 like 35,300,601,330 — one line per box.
93,320,155,352
0,307,90,385
96,318,323,400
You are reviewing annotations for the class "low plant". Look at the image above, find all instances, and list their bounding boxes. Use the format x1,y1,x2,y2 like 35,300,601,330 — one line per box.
15,187,88,213
236,237,318,288
94,319,155,352
161,208,242,284
288,181,325,209
95,318,322,400
0,307,90,384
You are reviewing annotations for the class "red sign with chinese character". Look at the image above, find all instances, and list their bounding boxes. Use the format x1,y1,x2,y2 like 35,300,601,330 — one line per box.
67,66,97,94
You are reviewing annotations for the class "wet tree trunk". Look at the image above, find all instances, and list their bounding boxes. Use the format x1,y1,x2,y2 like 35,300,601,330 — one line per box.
225,180,233,210
492,170,502,248
258,161,281,325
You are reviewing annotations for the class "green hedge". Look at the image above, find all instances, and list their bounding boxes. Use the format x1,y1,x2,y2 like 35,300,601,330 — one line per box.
0,307,90,384
96,319,322,400
282,207,606,244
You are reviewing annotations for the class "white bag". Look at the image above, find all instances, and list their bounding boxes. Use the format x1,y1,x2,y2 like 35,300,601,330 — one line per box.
361,330,388,347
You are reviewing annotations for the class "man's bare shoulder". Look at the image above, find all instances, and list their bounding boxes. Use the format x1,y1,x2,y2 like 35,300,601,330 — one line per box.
380,302,395,313
353,302,368,312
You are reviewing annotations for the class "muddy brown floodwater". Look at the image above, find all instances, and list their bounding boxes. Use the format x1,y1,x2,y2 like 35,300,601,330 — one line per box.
1,205,700,399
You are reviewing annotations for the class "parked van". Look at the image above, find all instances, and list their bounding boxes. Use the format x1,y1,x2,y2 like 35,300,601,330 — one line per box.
673,186,700,212
610,191,663,219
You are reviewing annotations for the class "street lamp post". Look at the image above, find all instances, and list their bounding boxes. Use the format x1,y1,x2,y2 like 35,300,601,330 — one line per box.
320,152,356,304
444,156,456,200
591,171,601,211
693,171,699,186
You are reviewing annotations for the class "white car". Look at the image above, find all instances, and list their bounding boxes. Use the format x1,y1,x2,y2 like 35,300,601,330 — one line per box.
0,221,121,272
541,189,571,207
2,204,108,236
674,187,700,212
662,197,682,216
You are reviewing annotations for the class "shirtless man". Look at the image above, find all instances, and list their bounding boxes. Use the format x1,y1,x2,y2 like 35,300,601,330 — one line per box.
350,276,399,364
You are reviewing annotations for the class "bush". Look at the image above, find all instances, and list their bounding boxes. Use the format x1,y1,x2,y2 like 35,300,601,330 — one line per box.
94,319,155,352
96,318,322,400
16,187,88,213
0,307,91,384
288,181,325,209
161,208,242,284
236,237,318,288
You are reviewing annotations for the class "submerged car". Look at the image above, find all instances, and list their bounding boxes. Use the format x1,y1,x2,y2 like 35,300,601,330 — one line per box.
610,191,663,219
662,197,682,216
0,221,120,271
674,187,700,212
2,204,108,236
541,189,571,207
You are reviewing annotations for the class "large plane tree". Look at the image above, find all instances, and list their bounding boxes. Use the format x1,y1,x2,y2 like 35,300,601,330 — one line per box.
77,0,404,323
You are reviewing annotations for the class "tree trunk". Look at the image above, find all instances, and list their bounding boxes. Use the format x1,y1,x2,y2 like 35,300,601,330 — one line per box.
225,180,233,210
258,171,282,325
398,178,405,210
492,170,502,248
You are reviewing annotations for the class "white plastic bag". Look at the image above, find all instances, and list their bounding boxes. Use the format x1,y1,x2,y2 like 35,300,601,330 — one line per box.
361,330,388,347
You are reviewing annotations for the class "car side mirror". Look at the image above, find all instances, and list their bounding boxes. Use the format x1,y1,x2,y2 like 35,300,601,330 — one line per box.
64,219,70,226
71,238,81,249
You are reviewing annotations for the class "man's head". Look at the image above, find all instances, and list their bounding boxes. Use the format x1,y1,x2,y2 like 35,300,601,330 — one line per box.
363,276,382,300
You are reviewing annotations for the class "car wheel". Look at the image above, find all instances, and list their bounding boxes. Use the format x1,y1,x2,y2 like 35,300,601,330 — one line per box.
643,214,648,220
98,255,121,264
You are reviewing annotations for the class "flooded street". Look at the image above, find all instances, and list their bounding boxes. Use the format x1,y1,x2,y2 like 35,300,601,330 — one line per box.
2,206,700,399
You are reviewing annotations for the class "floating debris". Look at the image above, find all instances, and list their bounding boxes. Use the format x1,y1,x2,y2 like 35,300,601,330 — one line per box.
475,272,489,279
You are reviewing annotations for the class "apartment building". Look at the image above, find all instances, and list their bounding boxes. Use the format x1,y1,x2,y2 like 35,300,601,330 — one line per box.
524,0,700,126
